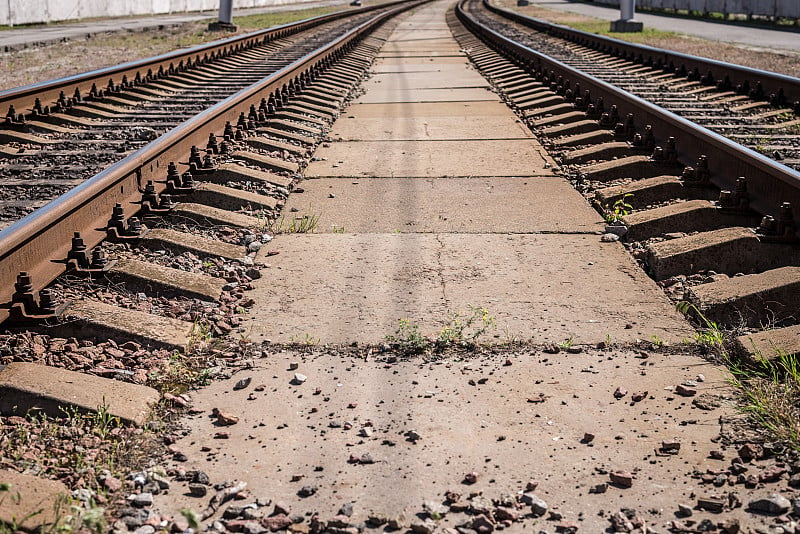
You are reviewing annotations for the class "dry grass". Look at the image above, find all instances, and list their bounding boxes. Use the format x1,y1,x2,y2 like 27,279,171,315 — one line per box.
0,5,346,90
494,0,800,77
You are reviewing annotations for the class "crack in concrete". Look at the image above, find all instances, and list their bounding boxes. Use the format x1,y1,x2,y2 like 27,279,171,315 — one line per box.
434,232,449,307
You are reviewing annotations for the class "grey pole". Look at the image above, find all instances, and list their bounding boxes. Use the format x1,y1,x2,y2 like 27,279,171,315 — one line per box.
219,0,233,25
209,0,238,31
610,0,643,32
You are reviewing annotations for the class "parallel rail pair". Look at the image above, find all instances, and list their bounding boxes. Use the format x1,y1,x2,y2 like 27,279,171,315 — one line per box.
0,0,426,324
458,0,800,230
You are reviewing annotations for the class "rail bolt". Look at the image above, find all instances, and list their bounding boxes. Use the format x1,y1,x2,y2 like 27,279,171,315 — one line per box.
181,170,196,189
167,162,181,187
67,231,90,269
91,248,109,269
159,194,174,210
127,217,143,236
142,181,158,207
207,132,219,154
39,289,58,314
189,146,203,168
108,203,127,233
11,272,37,315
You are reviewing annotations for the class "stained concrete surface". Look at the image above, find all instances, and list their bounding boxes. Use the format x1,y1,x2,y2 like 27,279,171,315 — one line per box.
305,139,554,177
151,349,742,531
249,233,691,345
284,177,603,233
330,102,533,140
147,1,746,528
0,470,69,531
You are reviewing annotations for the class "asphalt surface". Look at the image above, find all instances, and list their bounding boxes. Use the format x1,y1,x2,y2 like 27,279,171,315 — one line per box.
529,0,800,52
0,0,350,51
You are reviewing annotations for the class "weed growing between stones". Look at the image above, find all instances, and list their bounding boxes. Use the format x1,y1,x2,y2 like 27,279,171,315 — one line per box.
726,347,800,450
147,351,212,395
602,194,633,224
386,306,497,356
268,212,320,234
677,300,800,450
676,301,725,350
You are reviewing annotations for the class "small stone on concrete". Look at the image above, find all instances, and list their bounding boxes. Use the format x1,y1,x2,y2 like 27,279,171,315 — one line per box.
749,493,791,515
609,471,633,488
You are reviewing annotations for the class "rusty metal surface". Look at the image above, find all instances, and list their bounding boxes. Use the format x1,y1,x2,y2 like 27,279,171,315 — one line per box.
482,0,800,107
0,1,405,120
0,0,426,323
457,0,800,232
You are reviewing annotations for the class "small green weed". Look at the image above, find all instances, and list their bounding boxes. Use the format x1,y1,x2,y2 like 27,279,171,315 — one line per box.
269,213,320,234
332,225,346,233
725,346,800,449
675,301,724,349
385,319,429,355
435,306,497,349
180,509,201,530
289,333,320,346
603,194,633,224
187,319,213,351
558,336,575,350
650,334,664,347
386,306,497,355
148,351,212,394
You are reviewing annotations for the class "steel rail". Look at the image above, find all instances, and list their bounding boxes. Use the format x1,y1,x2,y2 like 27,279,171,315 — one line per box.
457,0,800,233
0,0,408,120
0,0,427,324
480,0,800,110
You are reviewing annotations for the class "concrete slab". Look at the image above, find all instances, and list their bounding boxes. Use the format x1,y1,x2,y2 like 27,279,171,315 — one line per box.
330,102,532,140
376,52,465,58
372,60,478,72
149,348,735,530
736,324,800,359
249,233,692,345
355,87,496,104
364,70,488,90
305,139,555,177
109,258,225,302
0,362,160,425
0,470,69,532
285,177,603,233
378,44,462,55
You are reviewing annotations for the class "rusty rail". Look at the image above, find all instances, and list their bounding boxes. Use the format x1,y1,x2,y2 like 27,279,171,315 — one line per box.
0,0,426,323
481,0,800,110
457,0,800,233
0,0,406,121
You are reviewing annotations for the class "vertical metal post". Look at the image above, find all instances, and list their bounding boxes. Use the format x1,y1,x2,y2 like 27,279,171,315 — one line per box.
209,0,237,31
619,0,634,21
610,0,643,32
218,0,233,25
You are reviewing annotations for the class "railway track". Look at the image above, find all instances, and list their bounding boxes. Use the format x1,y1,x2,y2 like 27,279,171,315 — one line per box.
0,0,425,331
472,0,800,172
457,0,800,359
1,0,800,531
0,3,404,227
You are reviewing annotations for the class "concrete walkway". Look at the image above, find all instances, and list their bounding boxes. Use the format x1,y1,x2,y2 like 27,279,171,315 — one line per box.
146,4,742,529
524,0,800,51
248,0,691,346
0,0,349,51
